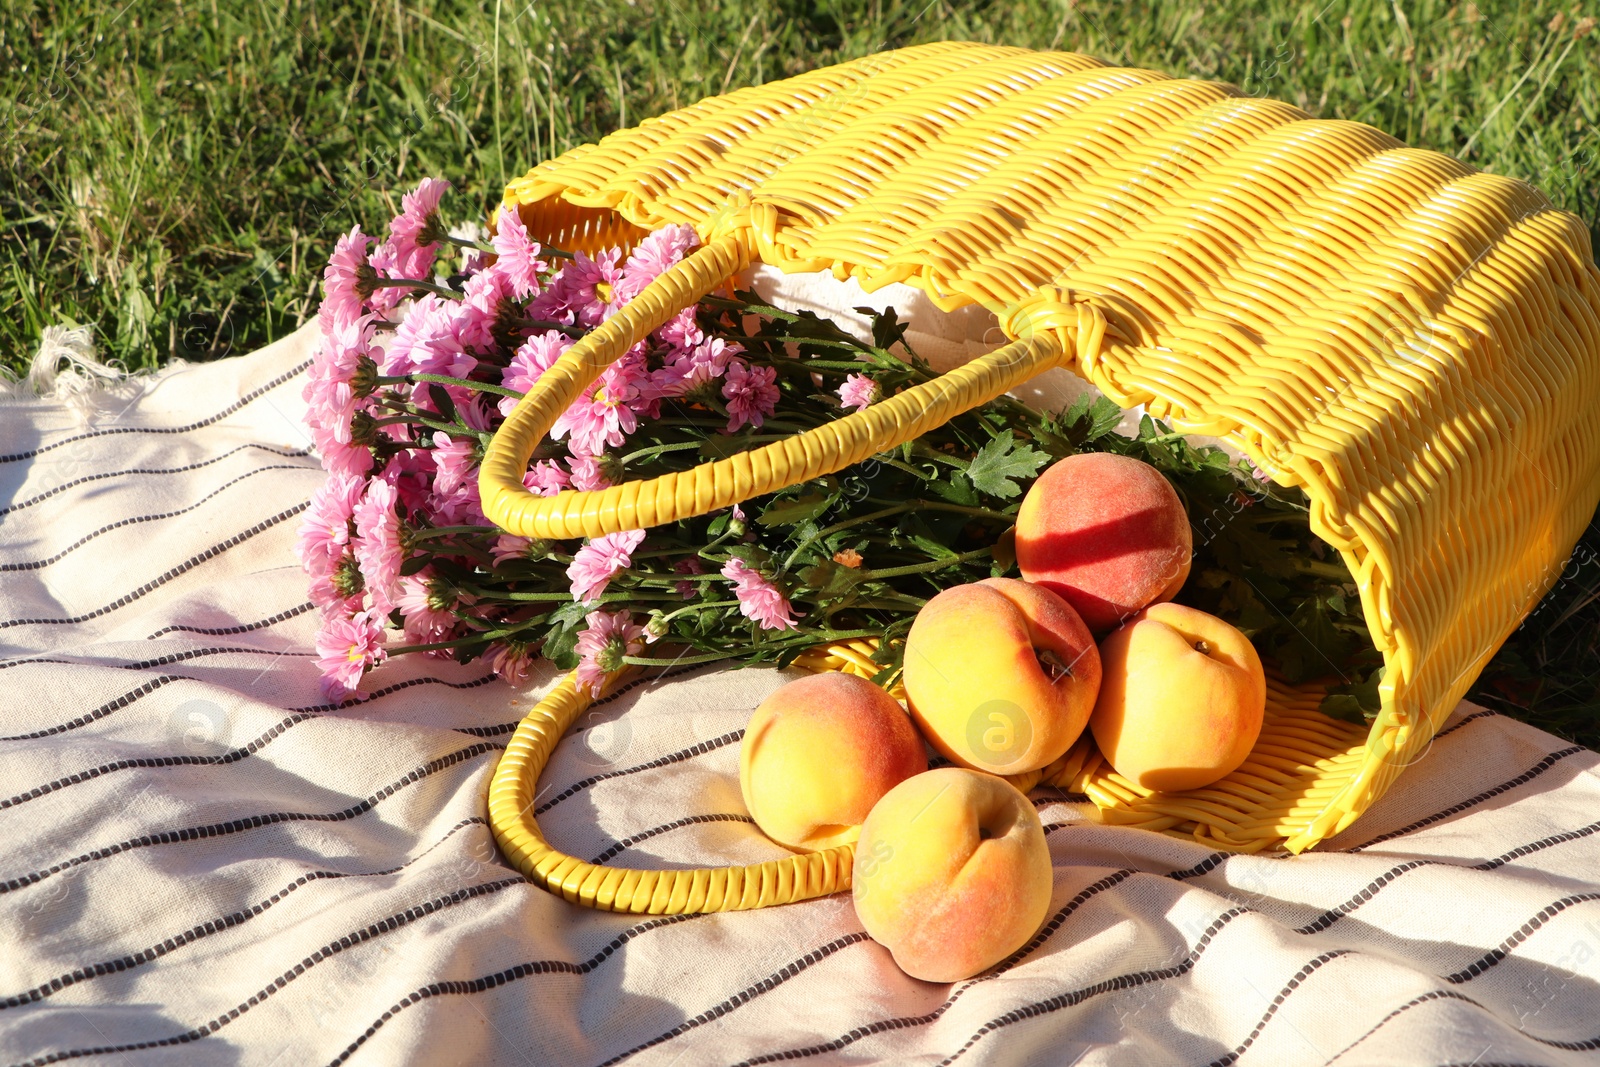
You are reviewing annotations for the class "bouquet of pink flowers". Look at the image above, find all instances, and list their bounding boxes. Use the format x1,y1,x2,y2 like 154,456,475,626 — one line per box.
296,179,1375,716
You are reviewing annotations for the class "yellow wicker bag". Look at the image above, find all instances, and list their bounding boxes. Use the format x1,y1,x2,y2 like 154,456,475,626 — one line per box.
479,42,1600,915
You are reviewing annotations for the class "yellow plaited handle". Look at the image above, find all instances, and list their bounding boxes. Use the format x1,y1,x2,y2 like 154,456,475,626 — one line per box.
488,668,854,913
477,231,1086,540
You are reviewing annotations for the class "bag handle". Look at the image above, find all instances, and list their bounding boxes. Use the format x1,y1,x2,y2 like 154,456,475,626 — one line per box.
477,231,1083,540
488,667,856,913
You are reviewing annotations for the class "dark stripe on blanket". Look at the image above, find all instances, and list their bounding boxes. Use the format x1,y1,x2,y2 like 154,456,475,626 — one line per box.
0,358,312,464
146,601,315,638
21,876,526,1066
0,503,311,630
0,817,490,1008
0,465,313,570
321,913,711,1067
0,742,501,893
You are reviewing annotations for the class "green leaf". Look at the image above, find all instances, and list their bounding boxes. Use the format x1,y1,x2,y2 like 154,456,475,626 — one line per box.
928,470,980,506
797,559,865,605
905,533,958,560
1086,396,1123,440
542,624,580,670
965,434,1049,499
1320,666,1386,723
547,599,590,628
758,491,835,527
427,383,457,424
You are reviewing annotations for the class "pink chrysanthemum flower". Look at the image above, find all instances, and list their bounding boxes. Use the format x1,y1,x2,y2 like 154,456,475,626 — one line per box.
304,314,378,446
353,478,405,613
613,223,697,304
838,373,878,412
566,529,646,603
534,247,622,327
379,449,434,515
365,241,406,315
573,610,646,696
721,360,780,433
296,474,367,578
309,553,366,614
655,306,705,357
428,479,486,528
567,453,613,492
319,226,374,332
491,535,534,566
387,177,450,280
430,430,478,500
551,350,651,455
491,208,548,300
455,265,513,352
523,459,571,497
485,639,539,686
672,556,704,600
315,607,387,703
308,422,374,480
721,557,800,631
499,330,573,417
395,572,458,644
659,336,738,397
381,293,450,377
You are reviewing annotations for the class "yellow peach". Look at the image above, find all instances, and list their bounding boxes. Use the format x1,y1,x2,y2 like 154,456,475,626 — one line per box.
1090,602,1266,792
739,672,927,852
852,768,1053,983
1016,452,1193,634
903,577,1100,775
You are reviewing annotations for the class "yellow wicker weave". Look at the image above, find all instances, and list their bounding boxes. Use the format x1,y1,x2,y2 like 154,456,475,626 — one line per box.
482,42,1600,912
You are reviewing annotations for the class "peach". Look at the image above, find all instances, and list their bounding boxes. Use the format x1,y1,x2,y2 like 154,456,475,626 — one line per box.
739,672,926,852
1016,452,1193,634
1090,602,1266,792
902,577,1100,775
852,768,1053,983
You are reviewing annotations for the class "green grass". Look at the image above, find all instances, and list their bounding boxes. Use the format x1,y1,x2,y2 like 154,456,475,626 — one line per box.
3,0,1598,744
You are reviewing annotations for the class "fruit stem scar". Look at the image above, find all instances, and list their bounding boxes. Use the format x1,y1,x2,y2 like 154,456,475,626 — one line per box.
1036,647,1072,681
1194,640,1210,655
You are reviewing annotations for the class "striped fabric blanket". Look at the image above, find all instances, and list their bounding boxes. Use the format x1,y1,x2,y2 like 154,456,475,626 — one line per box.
4,322,1600,1067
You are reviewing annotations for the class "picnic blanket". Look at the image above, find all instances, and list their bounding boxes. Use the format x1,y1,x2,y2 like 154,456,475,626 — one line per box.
4,318,1600,1067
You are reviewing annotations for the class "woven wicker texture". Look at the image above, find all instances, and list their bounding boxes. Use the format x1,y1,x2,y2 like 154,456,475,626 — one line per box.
481,41,1600,897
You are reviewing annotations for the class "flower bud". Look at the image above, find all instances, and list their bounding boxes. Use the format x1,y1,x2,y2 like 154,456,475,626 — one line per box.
350,355,380,399
644,611,670,642
349,409,380,447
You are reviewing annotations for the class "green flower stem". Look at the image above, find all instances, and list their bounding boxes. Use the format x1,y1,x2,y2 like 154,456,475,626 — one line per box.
407,373,526,400
460,585,679,604
440,234,495,253
1294,559,1355,582
387,634,493,656
439,233,574,260
619,440,708,465
620,649,745,667
859,546,994,580
409,524,502,542
780,503,912,569
371,277,461,300
656,599,739,624
619,627,885,667
507,316,586,338
866,498,1015,522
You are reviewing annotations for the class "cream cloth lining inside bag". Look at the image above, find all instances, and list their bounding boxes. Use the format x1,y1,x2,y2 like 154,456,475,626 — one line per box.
743,263,1251,454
